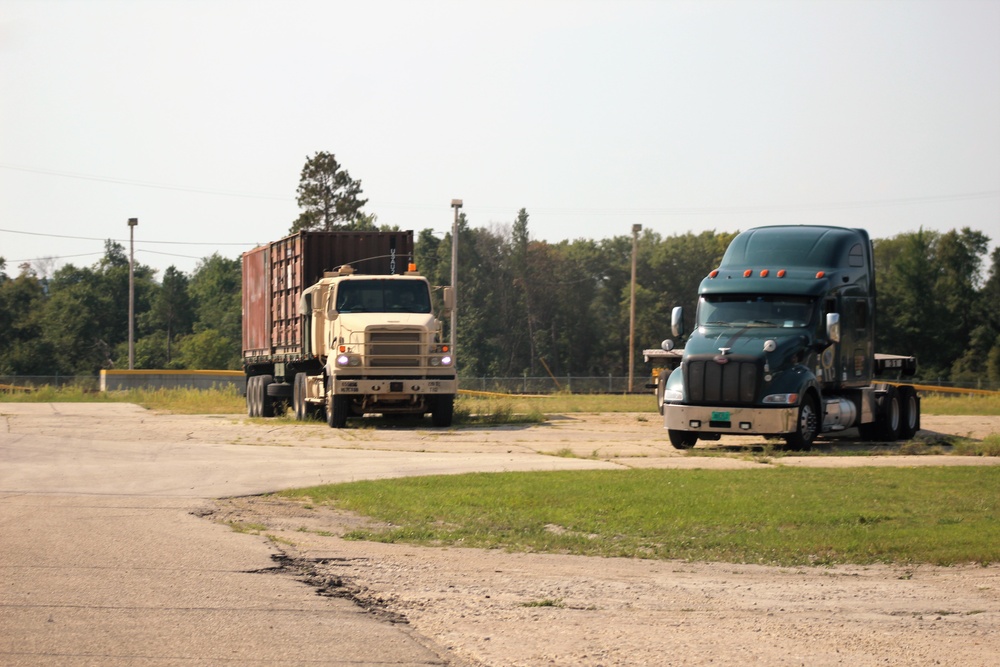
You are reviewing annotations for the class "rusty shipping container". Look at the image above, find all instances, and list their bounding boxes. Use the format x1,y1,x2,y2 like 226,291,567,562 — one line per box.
242,230,414,363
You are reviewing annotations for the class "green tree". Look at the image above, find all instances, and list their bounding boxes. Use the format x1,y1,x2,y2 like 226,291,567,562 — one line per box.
185,254,242,369
0,264,55,374
143,266,195,364
289,151,369,232
174,329,238,370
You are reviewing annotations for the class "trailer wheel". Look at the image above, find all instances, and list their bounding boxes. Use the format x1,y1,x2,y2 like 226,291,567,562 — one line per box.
668,430,698,449
293,373,307,421
246,376,259,417
897,386,920,440
431,394,455,427
327,390,349,429
785,394,818,451
875,385,901,442
257,375,274,418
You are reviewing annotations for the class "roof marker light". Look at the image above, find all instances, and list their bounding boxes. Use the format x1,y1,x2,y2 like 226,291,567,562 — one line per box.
777,269,786,278
760,269,769,277
743,269,753,277
815,271,826,279
709,270,719,278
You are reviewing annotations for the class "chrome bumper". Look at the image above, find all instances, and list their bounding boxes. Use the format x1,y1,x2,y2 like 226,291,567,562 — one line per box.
664,404,797,435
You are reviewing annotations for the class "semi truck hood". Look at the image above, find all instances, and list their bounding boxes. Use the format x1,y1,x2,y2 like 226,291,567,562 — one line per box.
686,327,810,367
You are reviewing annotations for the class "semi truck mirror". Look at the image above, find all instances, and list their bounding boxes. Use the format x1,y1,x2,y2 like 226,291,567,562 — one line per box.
442,287,455,313
325,293,339,320
826,312,841,343
671,306,685,337
661,339,675,352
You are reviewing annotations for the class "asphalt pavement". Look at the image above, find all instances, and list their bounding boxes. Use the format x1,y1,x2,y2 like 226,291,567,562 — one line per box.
0,403,612,666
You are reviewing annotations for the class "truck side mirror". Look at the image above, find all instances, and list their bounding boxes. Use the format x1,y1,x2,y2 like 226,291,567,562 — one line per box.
826,312,841,343
325,292,339,320
441,287,455,313
671,306,685,338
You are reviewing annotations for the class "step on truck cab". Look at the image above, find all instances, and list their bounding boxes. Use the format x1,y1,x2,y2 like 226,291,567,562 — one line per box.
659,225,920,450
243,230,457,428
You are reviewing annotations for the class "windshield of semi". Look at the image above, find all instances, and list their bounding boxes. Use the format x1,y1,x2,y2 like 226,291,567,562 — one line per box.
697,294,815,329
336,280,432,314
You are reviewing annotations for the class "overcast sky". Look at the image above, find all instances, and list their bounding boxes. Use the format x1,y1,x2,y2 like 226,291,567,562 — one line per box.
2,0,998,278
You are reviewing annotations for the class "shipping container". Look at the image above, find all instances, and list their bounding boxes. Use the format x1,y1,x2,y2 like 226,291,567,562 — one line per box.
242,230,414,363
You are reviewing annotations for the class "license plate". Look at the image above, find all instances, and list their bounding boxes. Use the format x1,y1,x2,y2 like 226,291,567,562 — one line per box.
711,411,731,421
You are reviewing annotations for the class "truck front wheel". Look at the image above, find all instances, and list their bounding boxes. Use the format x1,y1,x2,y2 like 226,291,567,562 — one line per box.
785,394,818,451
668,430,698,449
431,394,455,427
327,391,349,429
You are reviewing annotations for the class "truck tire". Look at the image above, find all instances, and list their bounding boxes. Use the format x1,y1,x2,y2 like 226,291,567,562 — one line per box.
259,375,275,418
668,430,698,449
785,394,819,451
246,376,259,417
431,394,455,427
874,385,901,442
293,373,307,421
897,385,920,440
655,370,668,416
327,390,349,429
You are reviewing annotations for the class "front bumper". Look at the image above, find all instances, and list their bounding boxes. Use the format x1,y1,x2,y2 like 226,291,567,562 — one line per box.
334,377,457,396
664,404,797,436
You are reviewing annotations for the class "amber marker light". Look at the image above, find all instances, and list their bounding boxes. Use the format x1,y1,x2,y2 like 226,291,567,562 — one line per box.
777,269,786,278
815,271,826,279
743,269,753,277
709,270,719,278
760,269,769,277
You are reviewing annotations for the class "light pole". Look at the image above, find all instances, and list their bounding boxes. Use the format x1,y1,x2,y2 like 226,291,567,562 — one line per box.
628,223,642,393
450,199,463,357
128,217,138,370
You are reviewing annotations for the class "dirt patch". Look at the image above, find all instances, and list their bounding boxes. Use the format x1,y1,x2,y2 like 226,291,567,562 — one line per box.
210,412,1000,666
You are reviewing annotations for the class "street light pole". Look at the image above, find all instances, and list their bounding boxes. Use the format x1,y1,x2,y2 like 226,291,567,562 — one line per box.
449,200,463,357
128,217,138,370
628,223,642,393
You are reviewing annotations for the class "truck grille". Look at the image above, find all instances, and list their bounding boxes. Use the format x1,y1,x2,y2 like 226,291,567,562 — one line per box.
685,358,759,404
368,330,422,367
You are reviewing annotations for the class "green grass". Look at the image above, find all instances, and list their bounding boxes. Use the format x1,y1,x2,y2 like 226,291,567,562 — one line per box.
276,467,1000,567
920,392,1000,416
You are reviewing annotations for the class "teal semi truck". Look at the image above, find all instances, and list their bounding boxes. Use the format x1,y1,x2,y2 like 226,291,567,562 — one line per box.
658,225,920,450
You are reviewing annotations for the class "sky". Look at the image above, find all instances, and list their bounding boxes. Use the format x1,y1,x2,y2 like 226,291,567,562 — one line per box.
2,0,998,279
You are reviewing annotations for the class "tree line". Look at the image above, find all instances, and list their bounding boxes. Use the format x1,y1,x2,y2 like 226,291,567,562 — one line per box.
3,151,998,387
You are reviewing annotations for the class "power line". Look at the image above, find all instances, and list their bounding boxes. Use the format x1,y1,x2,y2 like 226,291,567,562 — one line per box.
0,226,257,246
0,163,290,201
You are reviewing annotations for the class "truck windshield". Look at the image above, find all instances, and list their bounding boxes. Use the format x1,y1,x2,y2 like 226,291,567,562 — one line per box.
698,295,815,329
336,280,432,314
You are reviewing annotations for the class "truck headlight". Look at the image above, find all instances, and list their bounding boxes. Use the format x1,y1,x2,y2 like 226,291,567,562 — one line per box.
763,393,798,405
440,355,453,366
336,354,361,367
662,388,683,402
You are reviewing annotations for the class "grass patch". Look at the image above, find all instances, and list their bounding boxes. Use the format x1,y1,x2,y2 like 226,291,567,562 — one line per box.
0,384,246,414
920,392,1000,416
277,467,1000,567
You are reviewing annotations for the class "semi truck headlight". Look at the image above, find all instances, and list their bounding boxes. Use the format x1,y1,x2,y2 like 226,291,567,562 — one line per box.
662,388,683,401
440,355,453,366
763,393,798,405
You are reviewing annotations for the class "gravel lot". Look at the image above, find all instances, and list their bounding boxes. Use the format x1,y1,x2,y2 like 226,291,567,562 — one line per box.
212,413,1000,666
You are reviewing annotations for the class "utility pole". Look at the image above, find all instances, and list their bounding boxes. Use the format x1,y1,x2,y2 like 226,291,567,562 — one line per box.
128,217,138,370
449,200,462,357
628,223,642,393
